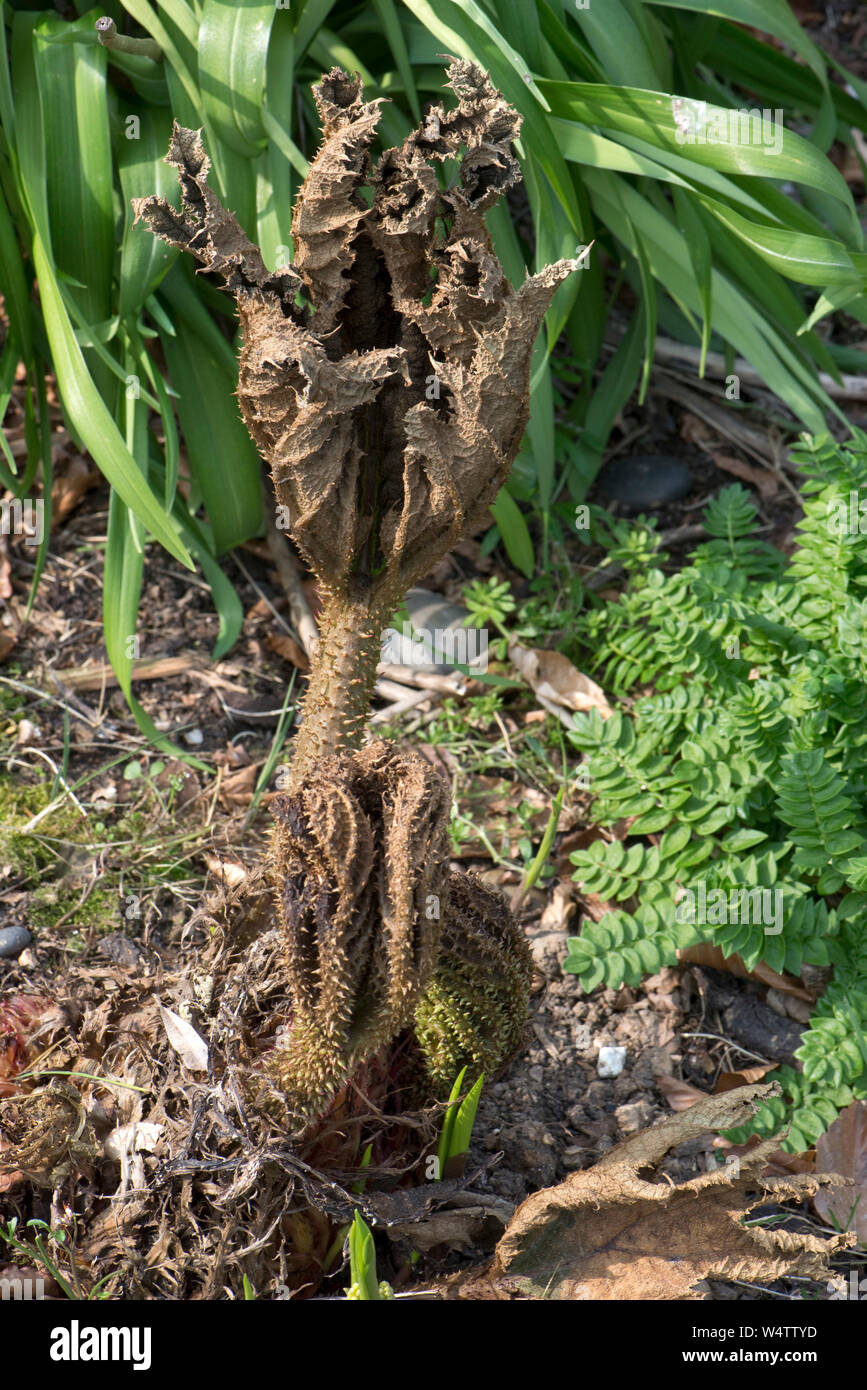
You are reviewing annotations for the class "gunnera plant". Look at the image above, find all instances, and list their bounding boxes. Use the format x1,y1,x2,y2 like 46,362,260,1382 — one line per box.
135,61,573,1125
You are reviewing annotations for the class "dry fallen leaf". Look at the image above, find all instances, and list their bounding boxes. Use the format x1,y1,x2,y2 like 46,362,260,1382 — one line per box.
157,1002,209,1072
201,852,248,890
387,1192,513,1254
455,1084,853,1300
678,942,814,1001
714,1066,774,1093
51,461,101,525
813,1102,867,1243
264,631,310,672
708,452,778,500
217,762,259,811
539,883,577,932
508,641,613,717
656,1073,709,1112
765,987,813,1024
103,1120,165,1195
678,414,778,500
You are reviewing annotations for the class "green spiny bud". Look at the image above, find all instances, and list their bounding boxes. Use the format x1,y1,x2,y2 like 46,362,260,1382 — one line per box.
413,870,533,1093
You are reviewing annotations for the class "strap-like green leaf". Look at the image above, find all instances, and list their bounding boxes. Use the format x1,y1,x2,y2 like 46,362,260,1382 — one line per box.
161,314,262,555
198,0,276,157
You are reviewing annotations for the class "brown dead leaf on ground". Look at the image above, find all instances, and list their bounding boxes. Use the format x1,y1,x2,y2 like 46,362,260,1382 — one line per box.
264,631,310,672
678,413,779,499
508,641,613,718
201,852,248,890
715,1065,774,1092
679,411,715,449
814,1102,867,1243
765,987,813,1024
678,942,814,1002
217,762,259,812
539,882,577,932
656,1073,710,1112
51,461,101,526
454,1085,853,1300
707,452,779,501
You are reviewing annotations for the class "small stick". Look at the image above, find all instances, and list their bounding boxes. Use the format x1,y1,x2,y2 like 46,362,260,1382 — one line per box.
370,685,437,723
95,16,161,61
612,325,867,404
262,487,320,659
377,663,464,694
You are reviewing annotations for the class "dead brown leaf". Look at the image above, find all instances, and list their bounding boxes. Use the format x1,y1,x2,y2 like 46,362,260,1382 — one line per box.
387,1192,513,1254
765,987,813,1024
679,412,713,449
539,882,576,932
709,452,779,501
678,414,778,500
264,631,310,672
201,852,248,890
715,1065,774,1093
678,942,814,1001
456,1085,853,1299
51,461,101,525
656,1073,709,1111
813,1102,867,1243
217,763,259,812
508,641,613,718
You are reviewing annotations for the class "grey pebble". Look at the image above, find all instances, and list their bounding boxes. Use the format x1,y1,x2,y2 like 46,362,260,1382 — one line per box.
0,926,33,958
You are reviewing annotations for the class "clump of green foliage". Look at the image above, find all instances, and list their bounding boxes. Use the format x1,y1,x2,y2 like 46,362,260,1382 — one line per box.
564,433,867,1151
344,1212,394,1301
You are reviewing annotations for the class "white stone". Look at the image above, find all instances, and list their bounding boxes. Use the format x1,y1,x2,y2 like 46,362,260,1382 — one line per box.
597,1045,627,1078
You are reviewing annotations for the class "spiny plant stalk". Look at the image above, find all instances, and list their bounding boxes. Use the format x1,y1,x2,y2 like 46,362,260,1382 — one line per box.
289,594,392,780
266,739,449,1116
135,61,574,1121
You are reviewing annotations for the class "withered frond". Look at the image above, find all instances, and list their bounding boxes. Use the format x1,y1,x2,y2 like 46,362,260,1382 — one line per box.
133,60,578,605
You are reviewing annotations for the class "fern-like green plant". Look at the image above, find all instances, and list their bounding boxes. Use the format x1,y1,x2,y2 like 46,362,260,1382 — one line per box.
564,433,867,1149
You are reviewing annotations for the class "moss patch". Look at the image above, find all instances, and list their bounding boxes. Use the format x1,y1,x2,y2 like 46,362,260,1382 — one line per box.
29,881,120,934
0,774,86,881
